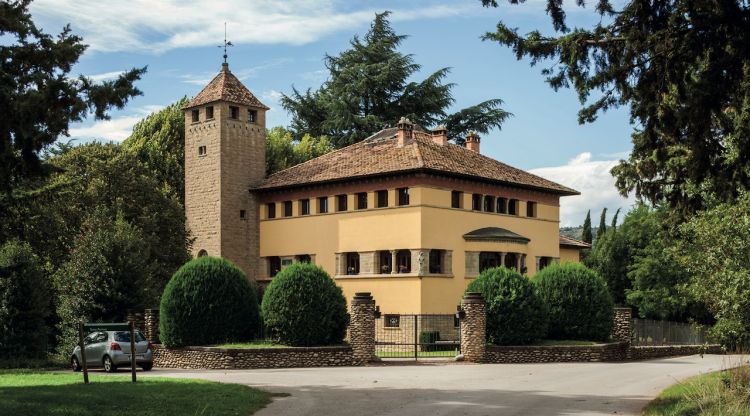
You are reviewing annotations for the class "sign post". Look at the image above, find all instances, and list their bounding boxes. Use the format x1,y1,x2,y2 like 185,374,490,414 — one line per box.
78,322,89,384
81,323,137,383
129,321,137,383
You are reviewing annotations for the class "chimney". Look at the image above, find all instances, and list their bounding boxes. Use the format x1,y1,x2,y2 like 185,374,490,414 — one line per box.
466,132,480,153
431,125,448,146
396,117,413,147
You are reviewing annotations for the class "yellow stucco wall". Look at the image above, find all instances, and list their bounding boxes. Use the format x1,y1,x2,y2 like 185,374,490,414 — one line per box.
560,247,582,263
259,185,571,314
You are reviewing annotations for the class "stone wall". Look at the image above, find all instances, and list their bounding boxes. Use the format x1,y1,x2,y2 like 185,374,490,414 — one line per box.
460,292,486,362
153,345,357,369
611,307,632,342
629,344,723,360
485,342,629,363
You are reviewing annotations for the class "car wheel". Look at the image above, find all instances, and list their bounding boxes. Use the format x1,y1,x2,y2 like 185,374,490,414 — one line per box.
103,355,118,373
140,363,153,371
71,356,82,372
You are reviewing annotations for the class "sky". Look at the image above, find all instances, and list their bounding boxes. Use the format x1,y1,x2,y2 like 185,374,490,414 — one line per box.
28,0,637,226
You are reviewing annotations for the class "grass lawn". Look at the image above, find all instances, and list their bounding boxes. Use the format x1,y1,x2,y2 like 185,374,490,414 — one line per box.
643,366,750,416
212,341,290,349
0,370,271,416
534,340,599,346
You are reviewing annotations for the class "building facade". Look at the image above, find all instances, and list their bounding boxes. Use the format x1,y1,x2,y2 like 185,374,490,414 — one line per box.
184,64,590,314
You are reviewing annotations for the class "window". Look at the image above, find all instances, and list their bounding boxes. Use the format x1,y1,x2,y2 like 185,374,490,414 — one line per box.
396,249,411,273
539,256,551,271
283,200,293,217
300,199,310,215
483,195,495,212
497,197,507,214
114,331,146,343
504,252,519,270
378,250,392,273
479,252,501,273
429,250,443,273
239,209,246,220
451,191,462,208
318,196,329,213
267,203,276,219
384,314,400,328
198,145,207,156
229,106,239,119
337,194,348,212
526,201,537,217
376,190,389,208
197,249,207,257
206,106,214,119
472,194,482,211
345,252,360,275
356,192,368,210
191,109,199,122
508,199,519,215
247,109,257,123
296,254,312,264
268,256,281,277
397,187,409,206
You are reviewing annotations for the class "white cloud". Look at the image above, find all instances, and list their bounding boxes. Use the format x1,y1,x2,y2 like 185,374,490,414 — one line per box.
30,0,475,54
67,105,165,142
85,70,126,82
530,152,637,227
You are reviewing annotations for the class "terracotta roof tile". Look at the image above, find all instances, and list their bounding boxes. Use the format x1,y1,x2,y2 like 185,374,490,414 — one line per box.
185,64,269,109
256,127,579,195
559,235,592,248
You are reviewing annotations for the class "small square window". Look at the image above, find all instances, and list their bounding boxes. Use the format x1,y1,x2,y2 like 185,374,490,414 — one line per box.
451,191,462,208
300,199,310,215
318,197,329,213
248,109,257,123
397,188,409,206
384,314,400,328
284,201,293,217
191,109,199,122
267,203,276,219
239,210,246,220
337,194,348,212
206,106,214,119
356,192,367,210
376,190,388,208
527,201,537,218
198,146,207,156
229,106,239,119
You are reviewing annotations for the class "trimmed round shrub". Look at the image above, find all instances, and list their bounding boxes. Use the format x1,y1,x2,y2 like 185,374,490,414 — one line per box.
533,262,614,341
466,267,548,345
261,263,348,346
159,257,259,347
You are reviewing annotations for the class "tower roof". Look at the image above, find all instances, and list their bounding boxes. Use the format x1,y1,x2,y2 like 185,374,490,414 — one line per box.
185,63,269,110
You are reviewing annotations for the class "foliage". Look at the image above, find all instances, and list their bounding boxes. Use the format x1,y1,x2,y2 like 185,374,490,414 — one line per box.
0,371,271,416
282,11,510,147
159,257,259,347
481,0,750,217
0,0,144,194
266,127,334,175
581,210,592,244
0,241,49,360
466,267,548,345
596,208,607,240
54,212,150,357
676,193,750,349
261,263,349,346
533,263,613,341
122,98,188,199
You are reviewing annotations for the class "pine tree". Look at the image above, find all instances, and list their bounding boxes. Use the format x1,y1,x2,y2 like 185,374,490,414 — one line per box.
597,208,608,240
282,12,511,148
581,210,592,244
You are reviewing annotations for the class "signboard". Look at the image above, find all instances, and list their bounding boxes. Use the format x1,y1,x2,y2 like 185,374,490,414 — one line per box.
78,321,138,384
83,323,130,332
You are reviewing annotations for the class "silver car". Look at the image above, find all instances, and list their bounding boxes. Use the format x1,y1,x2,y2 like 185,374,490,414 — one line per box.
71,330,154,372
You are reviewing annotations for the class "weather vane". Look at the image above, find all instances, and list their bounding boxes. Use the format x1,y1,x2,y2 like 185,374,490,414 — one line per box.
218,22,233,64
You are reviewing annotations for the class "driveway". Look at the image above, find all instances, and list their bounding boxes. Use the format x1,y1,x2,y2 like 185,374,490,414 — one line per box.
146,354,747,416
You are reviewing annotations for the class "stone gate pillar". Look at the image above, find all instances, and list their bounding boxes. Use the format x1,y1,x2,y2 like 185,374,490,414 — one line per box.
611,307,633,343
144,308,160,343
350,292,377,364
460,292,486,363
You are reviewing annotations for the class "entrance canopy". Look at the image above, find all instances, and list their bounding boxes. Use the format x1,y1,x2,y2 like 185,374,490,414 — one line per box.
462,227,530,244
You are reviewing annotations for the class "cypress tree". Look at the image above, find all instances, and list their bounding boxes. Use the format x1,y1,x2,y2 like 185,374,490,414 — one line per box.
581,210,592,244
597,208,608,240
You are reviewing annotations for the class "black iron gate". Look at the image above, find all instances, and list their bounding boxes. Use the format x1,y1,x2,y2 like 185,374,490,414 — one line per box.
375,314,460,360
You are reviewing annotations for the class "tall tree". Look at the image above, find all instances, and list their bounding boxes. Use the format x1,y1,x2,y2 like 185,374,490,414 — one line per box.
581,210,593,244
610,208,621,230
597,208,608,240
0,0,145,195
481,0,750,217
282,12,511,148
265,127,333,175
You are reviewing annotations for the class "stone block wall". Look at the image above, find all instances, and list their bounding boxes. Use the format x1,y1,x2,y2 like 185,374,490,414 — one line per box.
153,345,356,369
144,309,159,343
485,342,629,363
460,292,486,362
349,292,377,363
611,307,632,342
629,344,723,360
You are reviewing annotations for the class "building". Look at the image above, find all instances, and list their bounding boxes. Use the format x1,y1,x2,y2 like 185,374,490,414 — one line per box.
184,63,590,314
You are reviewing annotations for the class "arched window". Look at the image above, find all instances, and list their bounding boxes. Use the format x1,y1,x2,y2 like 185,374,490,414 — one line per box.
268,256,281,277
396,249,411,273
378,250,392,274
429,250,444,273
479,252,501,272
197,249,208,257
346,252,360,275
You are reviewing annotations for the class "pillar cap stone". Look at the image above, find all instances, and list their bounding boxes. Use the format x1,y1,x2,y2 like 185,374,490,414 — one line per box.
352,292,374,304
462,292,485,304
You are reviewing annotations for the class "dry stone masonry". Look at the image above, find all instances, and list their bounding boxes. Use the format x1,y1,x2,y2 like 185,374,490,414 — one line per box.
349,292,378,363
485,342,629,363
153,345,356,369
611,307,633,342
460,292,487,362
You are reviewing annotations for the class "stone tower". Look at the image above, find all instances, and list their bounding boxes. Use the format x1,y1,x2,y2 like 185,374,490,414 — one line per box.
184,62,268,279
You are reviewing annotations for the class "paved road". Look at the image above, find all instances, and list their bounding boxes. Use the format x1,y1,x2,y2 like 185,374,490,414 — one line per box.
146,354,747,416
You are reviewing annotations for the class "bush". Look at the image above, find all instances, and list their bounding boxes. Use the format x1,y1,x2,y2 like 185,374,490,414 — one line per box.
0,241,50,360
466,267,548,345
710,318,750,352
533,263,614,341
261,263,348,346
159,257,259,347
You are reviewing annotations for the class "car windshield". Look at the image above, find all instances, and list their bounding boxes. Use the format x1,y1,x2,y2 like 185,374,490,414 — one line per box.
114,331,146,342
